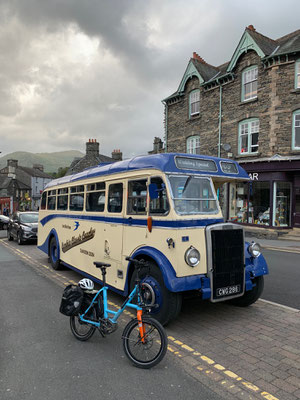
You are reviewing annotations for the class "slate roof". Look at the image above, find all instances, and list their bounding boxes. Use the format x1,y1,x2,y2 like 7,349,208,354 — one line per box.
275,29,300,56
19,166,52,179
0,175,31,196
191,58,220,82
66,153,115,175
247,28,278,55
164,26,300,101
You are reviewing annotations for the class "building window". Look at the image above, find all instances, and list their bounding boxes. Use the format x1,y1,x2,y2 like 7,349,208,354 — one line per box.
242,66,258,101
239,119,259,154
186,135,200,154
296,60,300,89
292,110,300,149
189,90,200,117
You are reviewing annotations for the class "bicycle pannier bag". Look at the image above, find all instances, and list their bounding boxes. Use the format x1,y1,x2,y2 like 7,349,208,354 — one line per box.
59,285,84,316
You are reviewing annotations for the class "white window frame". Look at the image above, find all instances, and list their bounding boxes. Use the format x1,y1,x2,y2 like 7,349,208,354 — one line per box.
189,90,200,117
186,135,200,154
295,60,300,89
292,110,300,150
242,66,258,101
238,119,259,155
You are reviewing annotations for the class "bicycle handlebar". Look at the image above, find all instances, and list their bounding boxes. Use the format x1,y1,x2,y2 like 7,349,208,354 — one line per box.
125,257,149,268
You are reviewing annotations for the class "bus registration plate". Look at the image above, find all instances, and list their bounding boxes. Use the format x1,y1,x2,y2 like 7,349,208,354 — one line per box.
216,285,241,297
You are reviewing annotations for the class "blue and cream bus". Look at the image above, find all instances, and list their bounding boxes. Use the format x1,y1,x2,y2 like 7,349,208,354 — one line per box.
38,153,269,325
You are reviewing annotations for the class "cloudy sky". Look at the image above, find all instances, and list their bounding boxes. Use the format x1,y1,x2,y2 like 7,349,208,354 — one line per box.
0,0,299,159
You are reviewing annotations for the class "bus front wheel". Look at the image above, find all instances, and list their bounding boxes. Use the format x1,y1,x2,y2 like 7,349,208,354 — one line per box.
49,237,62,271
228,276,264,307
130,261,182,326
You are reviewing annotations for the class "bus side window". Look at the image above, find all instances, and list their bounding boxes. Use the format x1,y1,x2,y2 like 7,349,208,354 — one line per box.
108,183,123,213
149,177,169,215
47,190,57,210
40,192,47,210
70,186,84,211
127,180,147,215
86,182,106,212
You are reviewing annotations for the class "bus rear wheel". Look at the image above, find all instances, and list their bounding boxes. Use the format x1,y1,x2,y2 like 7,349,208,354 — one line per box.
49,237,62,270
130,261,182,326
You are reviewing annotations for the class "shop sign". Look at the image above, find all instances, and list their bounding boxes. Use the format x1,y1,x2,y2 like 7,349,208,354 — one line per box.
248,173,259,181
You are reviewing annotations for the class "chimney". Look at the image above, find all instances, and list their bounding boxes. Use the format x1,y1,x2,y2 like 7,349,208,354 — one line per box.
33,164,44,172
86,139,100,157
111,149,123,161
7,159,18,179
153,137,163,154
192,52,206,64
247,25,256,32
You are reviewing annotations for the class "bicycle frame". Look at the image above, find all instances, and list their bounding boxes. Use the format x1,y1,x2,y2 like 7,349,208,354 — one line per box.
79,283,142,328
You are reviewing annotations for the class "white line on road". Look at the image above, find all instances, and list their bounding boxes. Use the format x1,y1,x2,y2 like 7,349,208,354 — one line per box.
259,298,300,312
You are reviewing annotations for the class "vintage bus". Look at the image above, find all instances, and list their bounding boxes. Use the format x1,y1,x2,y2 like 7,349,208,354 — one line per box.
38,153,268,325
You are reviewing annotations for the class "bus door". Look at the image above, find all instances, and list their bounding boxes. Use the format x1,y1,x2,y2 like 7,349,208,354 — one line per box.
123,178,148,271
103,181,125,290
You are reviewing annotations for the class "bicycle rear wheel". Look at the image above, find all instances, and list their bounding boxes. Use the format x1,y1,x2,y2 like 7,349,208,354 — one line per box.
70,307,96,341
122,317,168,369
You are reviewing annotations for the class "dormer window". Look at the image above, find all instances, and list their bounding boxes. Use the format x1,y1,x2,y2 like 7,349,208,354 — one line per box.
189,90,200,117
242,66,258,101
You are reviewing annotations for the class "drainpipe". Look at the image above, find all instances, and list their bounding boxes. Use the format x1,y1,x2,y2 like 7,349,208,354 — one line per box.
162,100,168,152
217,79,222,158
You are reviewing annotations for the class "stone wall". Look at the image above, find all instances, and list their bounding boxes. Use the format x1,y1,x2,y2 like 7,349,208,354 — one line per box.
166,50,300,160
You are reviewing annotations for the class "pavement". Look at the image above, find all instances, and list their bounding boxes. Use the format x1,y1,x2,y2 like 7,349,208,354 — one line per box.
245,231,300,254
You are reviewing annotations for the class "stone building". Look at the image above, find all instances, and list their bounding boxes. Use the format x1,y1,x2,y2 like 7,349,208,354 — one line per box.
67,139,123,175
162,25,300,229
0,160,52,212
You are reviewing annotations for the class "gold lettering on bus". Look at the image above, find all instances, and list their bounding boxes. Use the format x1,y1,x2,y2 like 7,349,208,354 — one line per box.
62,227,96,253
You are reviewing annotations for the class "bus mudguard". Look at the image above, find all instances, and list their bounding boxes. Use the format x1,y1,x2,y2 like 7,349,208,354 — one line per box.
38,229,60,259
128,246,204,294
244,241,269,291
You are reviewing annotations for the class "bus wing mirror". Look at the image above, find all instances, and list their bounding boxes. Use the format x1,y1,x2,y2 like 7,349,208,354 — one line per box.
148,183,159,199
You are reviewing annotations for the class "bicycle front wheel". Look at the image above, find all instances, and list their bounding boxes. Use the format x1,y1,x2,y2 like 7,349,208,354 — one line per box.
70,307,96,341
122,317,168,369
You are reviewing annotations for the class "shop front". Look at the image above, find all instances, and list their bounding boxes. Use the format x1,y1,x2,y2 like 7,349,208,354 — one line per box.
228,157,300,229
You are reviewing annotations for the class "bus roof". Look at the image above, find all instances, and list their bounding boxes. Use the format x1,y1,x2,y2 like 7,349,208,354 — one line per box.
45,153,249,189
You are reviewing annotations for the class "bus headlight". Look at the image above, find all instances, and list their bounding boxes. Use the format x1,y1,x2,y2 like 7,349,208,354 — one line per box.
248,242,261,258
185,246,200,267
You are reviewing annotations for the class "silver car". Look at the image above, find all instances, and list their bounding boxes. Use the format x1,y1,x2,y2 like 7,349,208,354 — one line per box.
7,212,38,244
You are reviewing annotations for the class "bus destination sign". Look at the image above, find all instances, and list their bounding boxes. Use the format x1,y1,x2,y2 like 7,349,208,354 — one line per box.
175,157,218,172
220,161,238,174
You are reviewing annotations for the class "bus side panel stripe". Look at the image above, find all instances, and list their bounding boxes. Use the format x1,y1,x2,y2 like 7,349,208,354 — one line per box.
40,214,223,228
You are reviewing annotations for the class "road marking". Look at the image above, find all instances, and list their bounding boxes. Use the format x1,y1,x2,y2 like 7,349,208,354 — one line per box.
0,239,280,400
263,245,300,254
259,298,300,312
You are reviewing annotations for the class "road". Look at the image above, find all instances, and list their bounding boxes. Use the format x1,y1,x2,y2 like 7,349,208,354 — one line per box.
1,231,300,400
261,249,300,310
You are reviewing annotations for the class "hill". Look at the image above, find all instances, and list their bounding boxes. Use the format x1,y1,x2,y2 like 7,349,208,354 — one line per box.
0,150,84,173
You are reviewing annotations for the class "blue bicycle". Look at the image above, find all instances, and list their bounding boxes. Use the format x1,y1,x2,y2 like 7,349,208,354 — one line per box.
68,258,168,369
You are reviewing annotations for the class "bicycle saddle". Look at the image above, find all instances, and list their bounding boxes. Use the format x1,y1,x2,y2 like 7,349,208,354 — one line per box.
94,262,111,269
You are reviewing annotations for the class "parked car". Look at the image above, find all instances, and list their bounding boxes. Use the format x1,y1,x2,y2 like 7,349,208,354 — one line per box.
0,215,9,230
7,211,38,244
